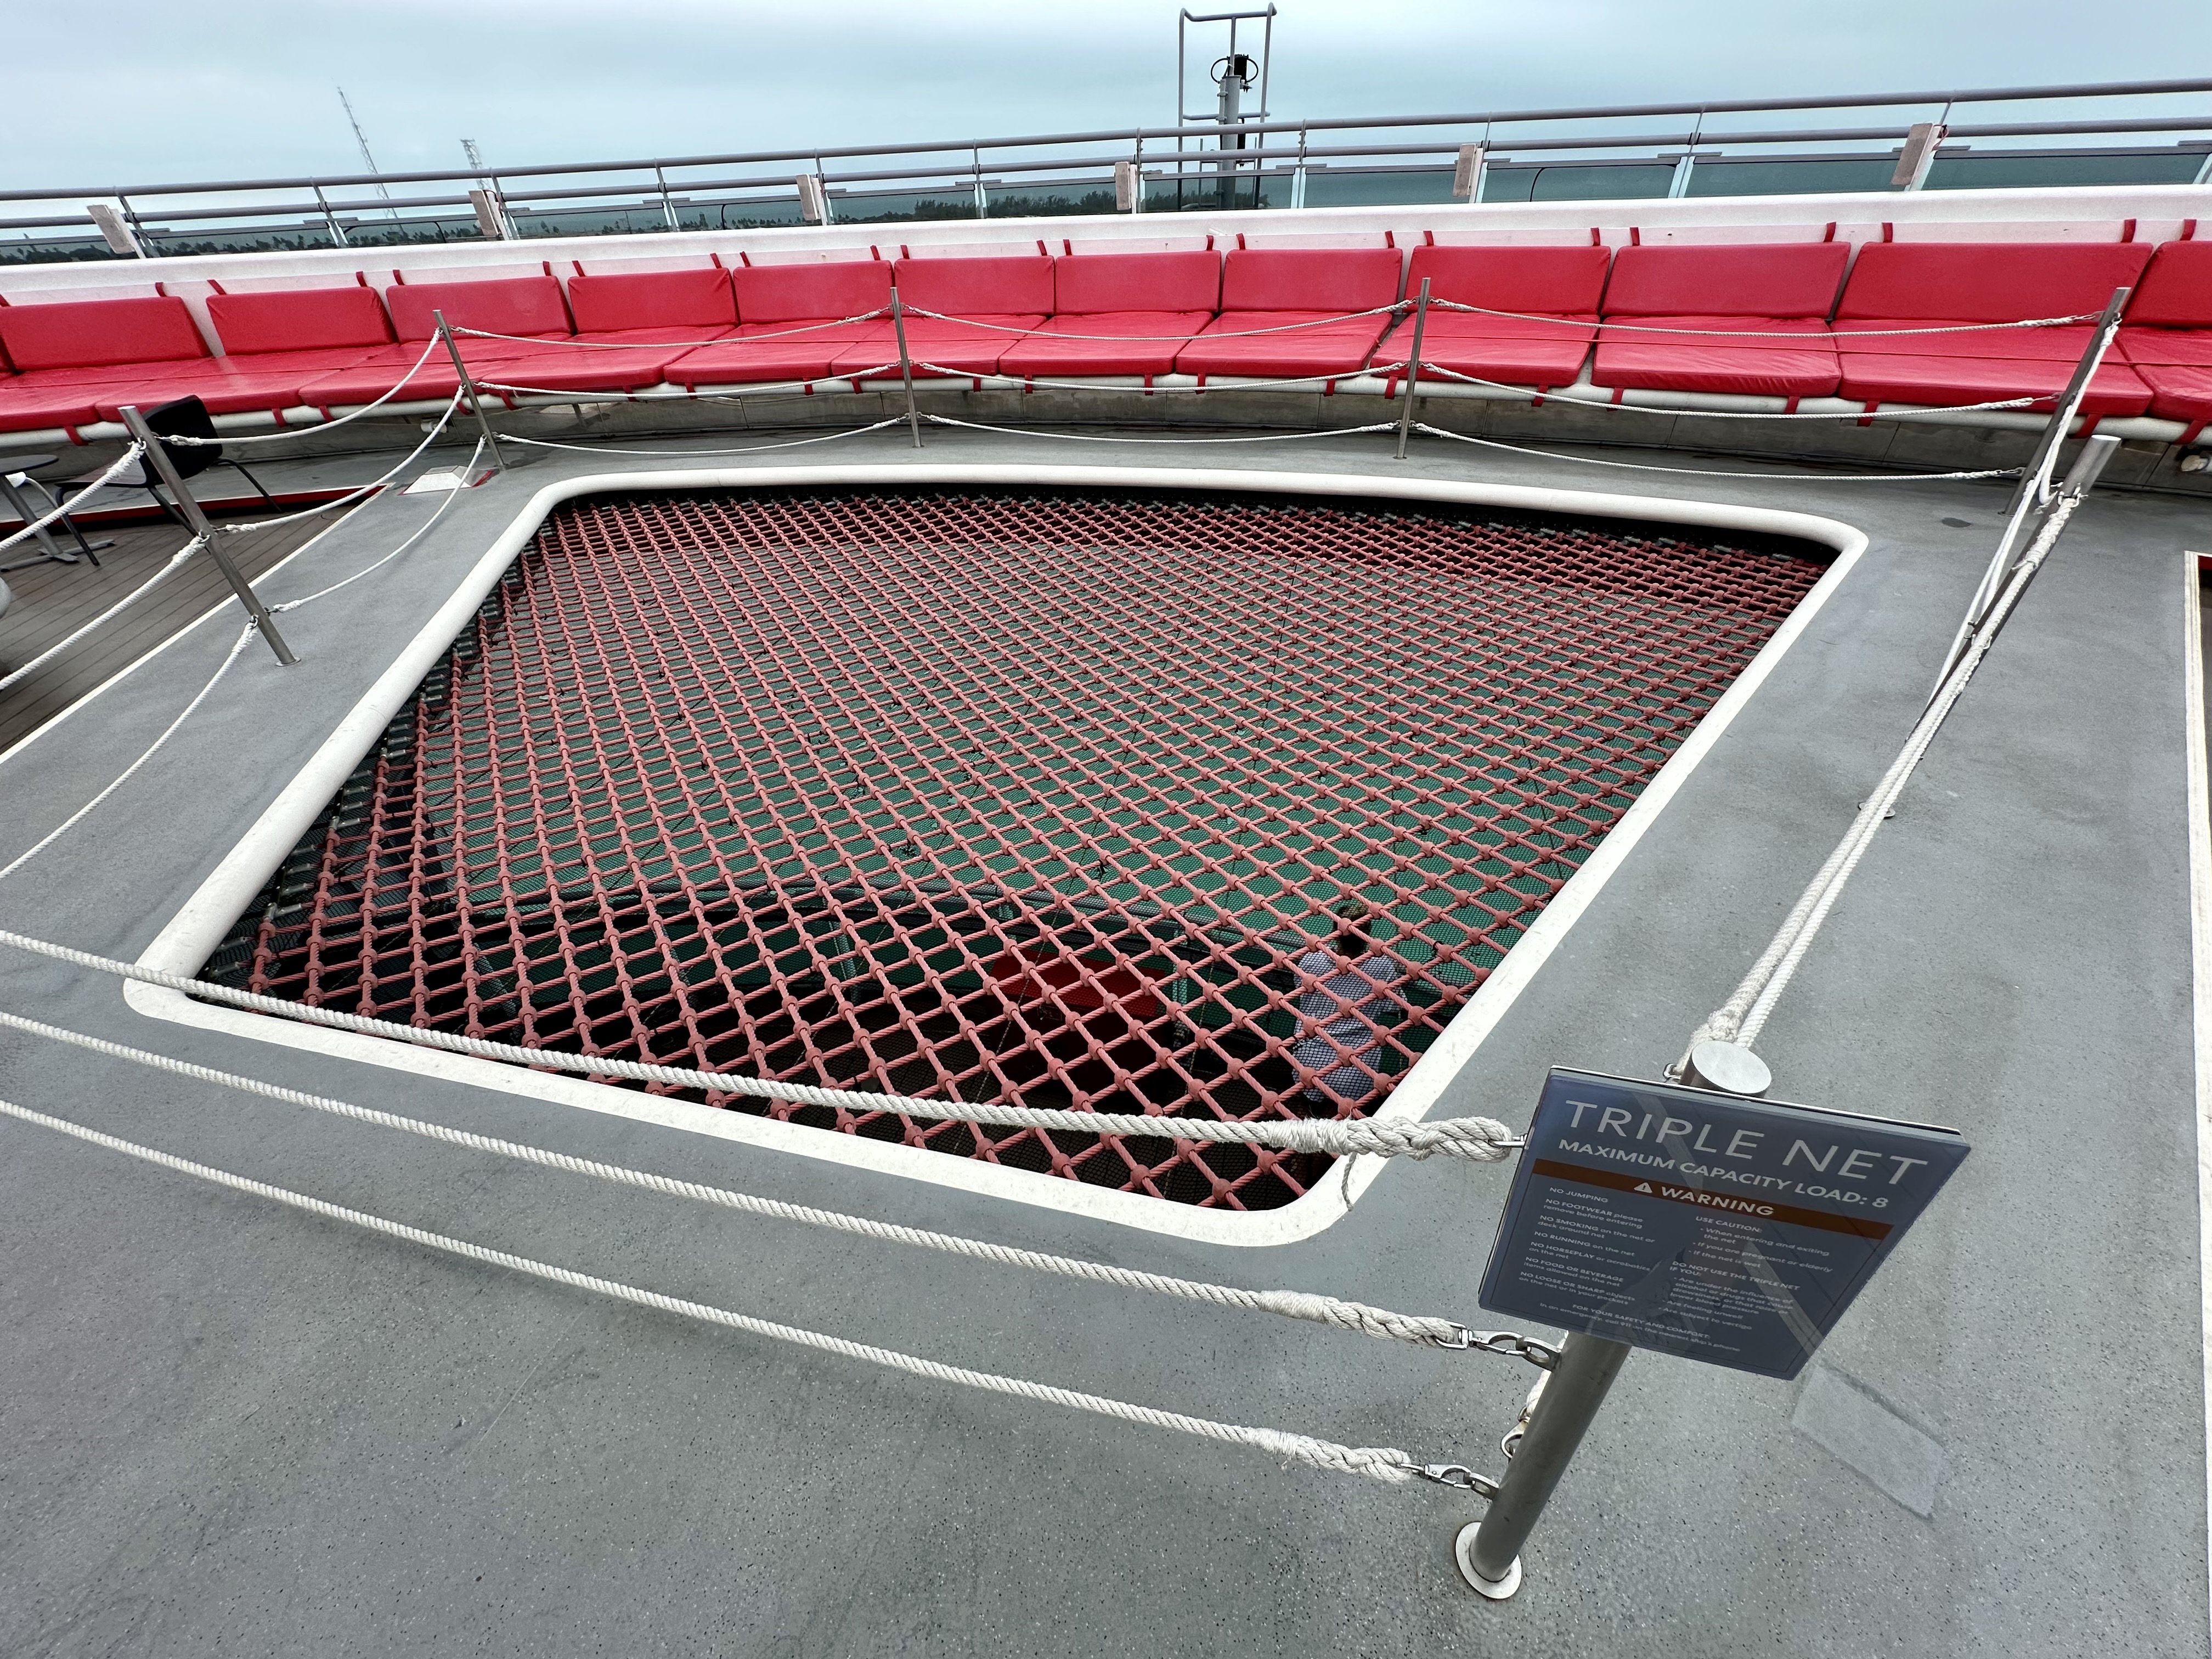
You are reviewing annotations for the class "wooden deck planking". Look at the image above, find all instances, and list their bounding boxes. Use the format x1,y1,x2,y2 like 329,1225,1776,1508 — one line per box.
0,514,336,755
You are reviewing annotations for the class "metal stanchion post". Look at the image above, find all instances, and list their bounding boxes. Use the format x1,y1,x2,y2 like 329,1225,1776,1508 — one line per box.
1394,278,1431,461
1455,1332,1632,1599
119,405,296,668
433,310,509,473
890,286,924,449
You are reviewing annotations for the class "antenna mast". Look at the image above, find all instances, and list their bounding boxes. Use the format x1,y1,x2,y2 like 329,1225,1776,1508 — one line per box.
336,87,399,218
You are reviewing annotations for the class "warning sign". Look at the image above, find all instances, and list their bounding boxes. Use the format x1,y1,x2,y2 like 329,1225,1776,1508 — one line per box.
1478,1068,1968,1379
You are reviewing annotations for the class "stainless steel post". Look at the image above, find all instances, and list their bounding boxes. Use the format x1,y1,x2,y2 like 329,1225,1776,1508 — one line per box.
890,286,924,450
1929,285,2129,694
433,309,510,473
1455,1332,1632,1599
1394,278,1431,461
119,405,297,667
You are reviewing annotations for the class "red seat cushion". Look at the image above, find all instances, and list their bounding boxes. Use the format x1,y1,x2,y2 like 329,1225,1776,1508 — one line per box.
2119,240,2212,328
566,268,736,332
891,256,1054,320
0,296,209,371
0,381,100,432
662,330,860,387
1837,353,2152,417
2136,363,2212,433
1403,244,1611,318
1833,318,2098,362
86,360,313,420
1836,241,2151,325
1601,242,1849,318
731,259,893,325
1218,248,1402,313
998,312,1215,378
836,316,1044,379
1052,252,1221,314
1175,311,1393,379
470,334,693,397
384,276,571,343
2120,326,2212,368
1593,315,1839,398
1373,314,1594,387
297,340,483,407
208,287,393,354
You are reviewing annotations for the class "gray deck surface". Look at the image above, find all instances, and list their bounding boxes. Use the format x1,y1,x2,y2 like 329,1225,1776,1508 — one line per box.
0,426,2204,1657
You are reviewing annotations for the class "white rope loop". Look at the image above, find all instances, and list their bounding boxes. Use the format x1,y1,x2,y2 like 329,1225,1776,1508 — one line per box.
1426,298,2100,338
926,414,1399,447
496,420,905,459
901,303,1401,342
1389,362,2039,421
0,532,204,693
0,927,1518,1162
221,393,466,534
163,337,450,444
0,443,146,555
0,1005,1485,1352
1413,422,2023,482
269,436,487,614
0,1091,1437,1486
454,308,891,351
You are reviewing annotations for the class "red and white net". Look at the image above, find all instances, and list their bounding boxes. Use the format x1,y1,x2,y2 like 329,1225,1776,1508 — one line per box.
202,488,1824,1209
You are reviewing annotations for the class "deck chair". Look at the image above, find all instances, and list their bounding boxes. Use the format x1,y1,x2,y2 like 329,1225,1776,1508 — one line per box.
58,396,276,530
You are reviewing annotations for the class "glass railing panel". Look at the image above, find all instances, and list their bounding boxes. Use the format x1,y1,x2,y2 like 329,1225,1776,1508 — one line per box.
1685,158,1896,197
824,188,984,226
1301,167,1458,207
983,187,1121,219
511,204,687,239
0,236,127,266
1926,149,2208,189
1481,163,1676,203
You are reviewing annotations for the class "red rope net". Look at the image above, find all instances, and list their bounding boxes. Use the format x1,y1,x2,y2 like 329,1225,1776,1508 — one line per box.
202,488,1825,1209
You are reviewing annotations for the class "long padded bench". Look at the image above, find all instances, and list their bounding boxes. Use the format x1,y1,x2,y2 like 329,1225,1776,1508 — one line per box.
3,236,2210,447
1827,241,2155,417
2118,240,2212,443
1593,241,1851,401
1374,244,1609,394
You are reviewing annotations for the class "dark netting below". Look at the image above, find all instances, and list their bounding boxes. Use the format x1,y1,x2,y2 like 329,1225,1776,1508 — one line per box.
198,486,1827,1210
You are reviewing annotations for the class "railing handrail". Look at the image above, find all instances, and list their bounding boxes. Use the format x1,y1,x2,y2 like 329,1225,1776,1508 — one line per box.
4,76,2209,206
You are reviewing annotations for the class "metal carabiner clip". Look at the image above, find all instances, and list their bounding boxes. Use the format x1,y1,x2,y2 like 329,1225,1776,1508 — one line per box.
1416,1464,1501,1498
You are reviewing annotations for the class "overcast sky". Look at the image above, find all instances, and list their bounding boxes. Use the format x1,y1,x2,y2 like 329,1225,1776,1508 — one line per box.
6,0,2210,191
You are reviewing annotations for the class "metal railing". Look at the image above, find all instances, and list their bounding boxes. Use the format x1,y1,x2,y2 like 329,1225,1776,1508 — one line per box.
3,78,2208,265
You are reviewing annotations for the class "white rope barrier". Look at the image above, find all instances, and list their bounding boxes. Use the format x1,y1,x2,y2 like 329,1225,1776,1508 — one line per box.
911,361,1377,396
0,926,1518,1161
0,624,258,884
0,443,146,555
1426,299,2100,338
478,362,905,399
902,304,1402,341
454,308,891,351
268,437,486,614
1411,422,2023,482
0,1091,1452,1487
0,533,204,693
926,414,1398,445
163,337,449,444
217,394,465,534
1394,363,2038,421
1687,493,2083,1060
494,420,907,459
0,1005,1522,1356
